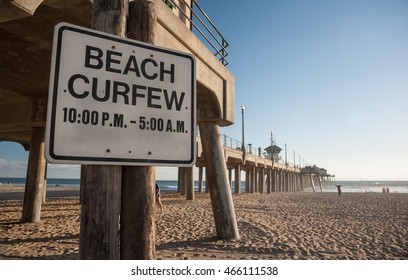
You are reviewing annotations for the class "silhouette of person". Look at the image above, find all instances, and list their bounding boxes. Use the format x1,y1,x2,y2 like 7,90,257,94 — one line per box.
335,185,342,195
155,183,163,213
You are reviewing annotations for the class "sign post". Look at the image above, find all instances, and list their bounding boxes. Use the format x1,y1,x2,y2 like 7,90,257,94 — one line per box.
45,22,196,166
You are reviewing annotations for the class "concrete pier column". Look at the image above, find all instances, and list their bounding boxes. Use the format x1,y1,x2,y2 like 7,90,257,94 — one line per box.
318,176,323,192
205,168,209,193
291,173,294,192
178,166,194,199
245,169,250,193
251,166,256,193
309,174,316,192
234,164,241,193
286,171,292,192
178,167,186,195
271,170,276,192
266,169,271,193
259,168,265,194
185,166,195,200
198,166,203,193
21,126,46,223
199,122,239,240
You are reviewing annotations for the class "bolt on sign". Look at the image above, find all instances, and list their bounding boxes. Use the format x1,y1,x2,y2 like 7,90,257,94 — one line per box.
45,23,196,166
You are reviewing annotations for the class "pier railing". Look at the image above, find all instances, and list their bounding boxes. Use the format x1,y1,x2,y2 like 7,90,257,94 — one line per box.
221,134,284,164
163,0,230,66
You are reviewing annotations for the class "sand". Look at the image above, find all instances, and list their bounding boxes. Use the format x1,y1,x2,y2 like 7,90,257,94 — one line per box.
1,185,407,260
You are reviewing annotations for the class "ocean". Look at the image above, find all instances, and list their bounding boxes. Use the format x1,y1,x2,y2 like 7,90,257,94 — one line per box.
1,178,407,194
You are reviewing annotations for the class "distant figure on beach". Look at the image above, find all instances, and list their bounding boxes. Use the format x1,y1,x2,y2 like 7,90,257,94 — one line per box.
335,185,342,196
386,187,389,193
156,183,163,213
382,188,386,193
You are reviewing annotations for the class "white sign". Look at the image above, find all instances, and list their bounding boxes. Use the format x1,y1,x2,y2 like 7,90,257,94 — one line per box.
45,23,196,166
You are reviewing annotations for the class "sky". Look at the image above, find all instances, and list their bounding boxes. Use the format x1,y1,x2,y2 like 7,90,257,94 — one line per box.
1,0,407,180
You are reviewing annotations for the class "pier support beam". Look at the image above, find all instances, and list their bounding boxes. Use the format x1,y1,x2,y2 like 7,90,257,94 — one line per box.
309,174,316,192
234,164,241,193
245,169,250,193
258,168,264,194
185,166,195,200
199,122,239,240
198,166,203,193
317,176,323,192
251,166,256,193
21,126,46,223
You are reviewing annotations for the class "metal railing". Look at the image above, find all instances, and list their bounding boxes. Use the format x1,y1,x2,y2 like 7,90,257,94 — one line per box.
163,0,230,66
220,134,282,161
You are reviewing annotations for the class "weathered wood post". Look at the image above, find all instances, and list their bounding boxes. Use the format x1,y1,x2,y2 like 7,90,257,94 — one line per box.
199,122,239,240
79,0,128,260
21,126,46,223
80,165,122,259
121,166,156,259
120,0,157,259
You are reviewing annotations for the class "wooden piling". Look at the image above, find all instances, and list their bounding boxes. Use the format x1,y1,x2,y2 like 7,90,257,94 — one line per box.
120,0,157,259
120,166,156,259
80,165,122,259
199,122,239,240
79,0,127,260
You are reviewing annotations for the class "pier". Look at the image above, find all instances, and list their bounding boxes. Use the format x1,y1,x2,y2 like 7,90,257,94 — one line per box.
177,133,334,196
0,0,333,259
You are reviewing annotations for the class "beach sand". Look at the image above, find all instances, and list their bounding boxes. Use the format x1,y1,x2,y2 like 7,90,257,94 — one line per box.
1,185,407,260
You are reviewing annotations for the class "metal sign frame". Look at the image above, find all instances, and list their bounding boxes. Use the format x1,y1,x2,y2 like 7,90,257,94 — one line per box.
45,23,196,166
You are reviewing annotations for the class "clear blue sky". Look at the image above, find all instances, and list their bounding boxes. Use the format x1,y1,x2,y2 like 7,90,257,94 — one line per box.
1,0,407,180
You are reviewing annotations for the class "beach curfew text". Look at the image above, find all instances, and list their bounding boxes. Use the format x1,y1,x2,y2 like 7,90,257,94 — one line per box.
62,45,188,134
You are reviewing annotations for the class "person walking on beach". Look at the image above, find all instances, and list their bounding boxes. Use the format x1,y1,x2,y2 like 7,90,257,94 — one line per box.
335,185,342,196
156,183,163,213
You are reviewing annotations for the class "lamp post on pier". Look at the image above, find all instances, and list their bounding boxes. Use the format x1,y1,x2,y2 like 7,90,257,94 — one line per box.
241,105,245,154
